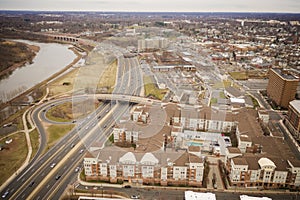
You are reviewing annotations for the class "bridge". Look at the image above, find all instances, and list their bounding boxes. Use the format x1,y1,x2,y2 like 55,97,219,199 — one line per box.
53,35,79,43
95,94,160,105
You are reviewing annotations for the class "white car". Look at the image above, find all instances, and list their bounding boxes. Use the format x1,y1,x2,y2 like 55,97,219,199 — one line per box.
130,195,140,199
75,167,80,173
50,163,56,168
2,191,9,198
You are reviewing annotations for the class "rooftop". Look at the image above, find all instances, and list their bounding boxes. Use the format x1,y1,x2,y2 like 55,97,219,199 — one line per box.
185,191,216,200
227,147,242,154
272,68,299,81
258,157,276,168
290,100,300,113
232,157,248,166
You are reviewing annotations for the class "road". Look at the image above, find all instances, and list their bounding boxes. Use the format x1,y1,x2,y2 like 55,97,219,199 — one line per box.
73,184,297,200
0,51,143,199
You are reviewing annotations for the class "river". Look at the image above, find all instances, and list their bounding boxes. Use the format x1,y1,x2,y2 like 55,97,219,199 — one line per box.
0,40,77,103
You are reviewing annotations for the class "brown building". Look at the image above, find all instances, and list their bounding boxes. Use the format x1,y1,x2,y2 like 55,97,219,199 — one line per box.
267,68,299,109
285,100,300,139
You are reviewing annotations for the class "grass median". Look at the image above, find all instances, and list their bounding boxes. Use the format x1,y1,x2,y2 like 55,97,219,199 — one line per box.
97,59,117,93
29,129,39,161
46,102,74,122
46,124,75,150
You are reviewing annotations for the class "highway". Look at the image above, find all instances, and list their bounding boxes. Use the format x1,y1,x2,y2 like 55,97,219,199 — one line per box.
0,53,143,199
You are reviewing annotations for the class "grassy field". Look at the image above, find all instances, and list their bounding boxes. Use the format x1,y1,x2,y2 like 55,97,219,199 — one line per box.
97,60,117,93
143,76,168,100
46,124,75,150
29,129,39,161
213,80,232,89
210,98,218,104
219,91,226,99
0,106,24,131
46,102,74,122
48,68,80,96
0,132,27,186
229,71,248,80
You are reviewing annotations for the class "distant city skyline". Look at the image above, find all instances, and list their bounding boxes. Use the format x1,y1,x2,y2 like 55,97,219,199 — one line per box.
1,0,300,13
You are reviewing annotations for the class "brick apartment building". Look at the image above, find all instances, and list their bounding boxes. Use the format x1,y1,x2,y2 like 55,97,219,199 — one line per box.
266,68,299,109
285,100,300,139
225,108,300,190
83,147,205,187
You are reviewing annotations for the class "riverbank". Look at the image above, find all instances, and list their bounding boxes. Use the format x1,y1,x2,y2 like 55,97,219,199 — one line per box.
0,42,86,125
0,40,40,79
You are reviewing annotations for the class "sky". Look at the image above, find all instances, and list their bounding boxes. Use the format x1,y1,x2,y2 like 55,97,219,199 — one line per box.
1,0,300,13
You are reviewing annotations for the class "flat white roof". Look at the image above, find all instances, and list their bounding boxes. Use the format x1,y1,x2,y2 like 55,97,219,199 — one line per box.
240,195,272,200
230,98,245,104
185,191,216,200
290,100,300,113
153,65,174,69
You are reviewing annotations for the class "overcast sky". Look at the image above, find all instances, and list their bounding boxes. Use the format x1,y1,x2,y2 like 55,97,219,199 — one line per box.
1,0,300,13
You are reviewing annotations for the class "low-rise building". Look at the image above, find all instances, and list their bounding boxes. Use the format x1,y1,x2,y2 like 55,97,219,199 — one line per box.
113,127,139,144
132,105,149,124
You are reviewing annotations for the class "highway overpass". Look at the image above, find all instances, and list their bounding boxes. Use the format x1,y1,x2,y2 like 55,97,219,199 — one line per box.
95,93,160,105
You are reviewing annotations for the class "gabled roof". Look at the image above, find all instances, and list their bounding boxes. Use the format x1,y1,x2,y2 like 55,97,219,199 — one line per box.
140,153,159,165
119,152,136,164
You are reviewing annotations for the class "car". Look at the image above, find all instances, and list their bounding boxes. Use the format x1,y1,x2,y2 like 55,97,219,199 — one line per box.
124,185,131,188
79,149,84,154
29,181,35,187
130,195,140,199
75,167,80,173
55,175,61,180
50,163,56,168
2,191,9,198
97,115,101,119
72,120,76,123
71,143,75,148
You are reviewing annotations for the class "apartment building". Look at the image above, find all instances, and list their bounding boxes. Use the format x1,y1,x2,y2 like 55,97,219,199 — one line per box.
227,155,300,189
285,100,300,139
266,68,299,109
225,108,300,189
83,147,205,187
174,106,237,133
132,106,149,124
113,127,139,144
138,38,168,52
